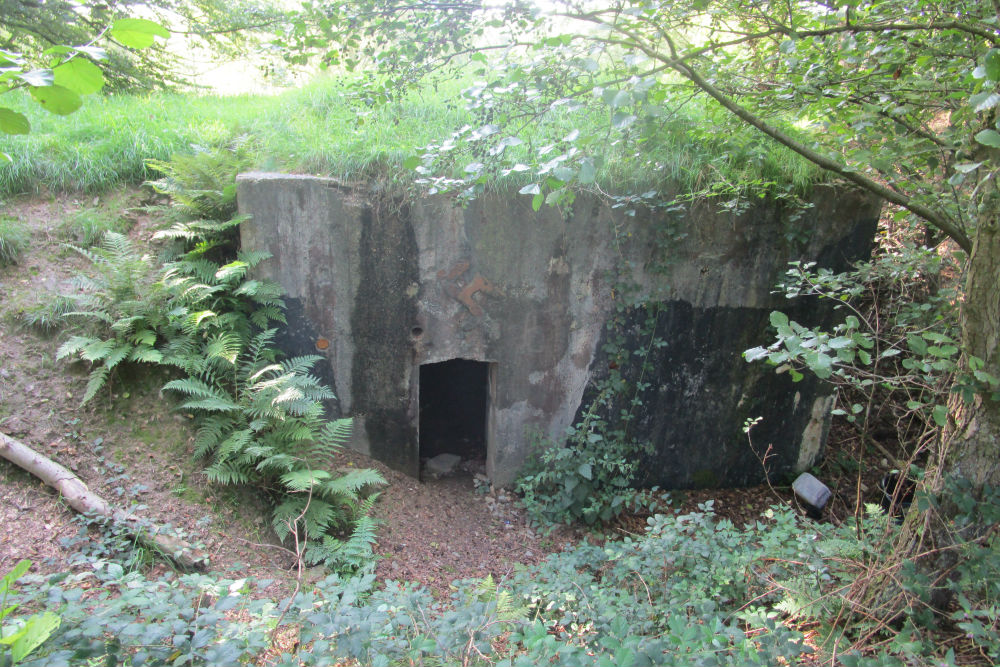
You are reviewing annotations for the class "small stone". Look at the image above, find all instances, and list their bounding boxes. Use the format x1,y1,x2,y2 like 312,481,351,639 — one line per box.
424,453,461,478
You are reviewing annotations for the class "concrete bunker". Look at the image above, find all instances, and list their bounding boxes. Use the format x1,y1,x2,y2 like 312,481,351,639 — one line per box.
236,173,881,489
418,358,493,473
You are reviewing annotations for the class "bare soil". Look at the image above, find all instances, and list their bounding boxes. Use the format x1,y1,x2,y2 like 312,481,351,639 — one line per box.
0,191,891,597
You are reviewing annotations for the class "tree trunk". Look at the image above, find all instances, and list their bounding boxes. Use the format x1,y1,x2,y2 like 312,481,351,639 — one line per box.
942,198,1000,493
0,432,209,570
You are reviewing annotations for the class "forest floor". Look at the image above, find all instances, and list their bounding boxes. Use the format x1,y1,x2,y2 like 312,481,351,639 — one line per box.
0,190,893,598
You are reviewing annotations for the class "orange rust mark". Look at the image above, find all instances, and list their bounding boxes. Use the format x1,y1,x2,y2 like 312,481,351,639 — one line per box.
457,274,496,317
315,338,330,350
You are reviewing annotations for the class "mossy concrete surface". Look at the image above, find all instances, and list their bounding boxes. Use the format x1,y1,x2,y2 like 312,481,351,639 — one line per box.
237,173,879,488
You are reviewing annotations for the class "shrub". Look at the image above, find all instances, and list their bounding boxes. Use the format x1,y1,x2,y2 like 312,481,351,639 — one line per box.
516,391,657,529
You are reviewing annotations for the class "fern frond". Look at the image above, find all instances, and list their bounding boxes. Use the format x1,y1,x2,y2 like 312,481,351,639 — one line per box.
303,514,380,571
247,363,283,383
321,469,387,501
110,315,144,335
81,366,111,405
216,428,254,460
235,330,278,378
129,346,164,363
252,451,297,474
129,329,157,347
205,460,251,485
192,416,236,458
180,396,242,413
319,418,354,451
214,260,250,284
204,331,242,365
270,385,306,407
272,497,336,542
249,305,286,327
281,469,332,492
236,249,272,268
280,355,326,376
162,377,223,400
80,339,118,362
102,343,131,370
163,378,240,412
57,335,96,360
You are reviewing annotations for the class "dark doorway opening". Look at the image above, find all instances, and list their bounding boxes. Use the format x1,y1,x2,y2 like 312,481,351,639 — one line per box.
419,359,489,464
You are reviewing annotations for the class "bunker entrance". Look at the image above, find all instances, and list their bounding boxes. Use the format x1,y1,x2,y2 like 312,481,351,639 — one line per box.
419,359,490,472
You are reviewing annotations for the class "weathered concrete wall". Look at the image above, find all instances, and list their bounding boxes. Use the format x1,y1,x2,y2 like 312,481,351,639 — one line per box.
237,173,880,487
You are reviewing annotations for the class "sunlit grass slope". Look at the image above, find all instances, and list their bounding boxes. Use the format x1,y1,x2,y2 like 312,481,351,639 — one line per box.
0,75,823,198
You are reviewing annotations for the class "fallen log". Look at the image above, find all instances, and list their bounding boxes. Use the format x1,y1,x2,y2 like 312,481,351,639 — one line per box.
1,431,209,570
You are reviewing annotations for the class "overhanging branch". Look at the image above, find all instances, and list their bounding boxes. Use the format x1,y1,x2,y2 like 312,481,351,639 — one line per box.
668,57,973,253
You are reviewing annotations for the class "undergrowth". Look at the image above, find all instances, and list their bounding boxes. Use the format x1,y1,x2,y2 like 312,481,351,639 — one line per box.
7,489,998,666
43,143,385,575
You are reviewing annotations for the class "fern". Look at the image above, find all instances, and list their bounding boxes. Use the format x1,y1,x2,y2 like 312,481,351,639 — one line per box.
281,469,333,492
321,469,388,501
204,460,253,486
304,511,381,574
82,366,111,405
50,145,387,575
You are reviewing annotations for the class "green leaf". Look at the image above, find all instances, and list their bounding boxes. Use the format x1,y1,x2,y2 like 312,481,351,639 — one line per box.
986,49,1000,81
953,162,983,174
531,192,544,211
0,107,29,134
578,463,593,480
974,129,1000,148
9,611,60,663
29,84,81,115
769,311,789,328
827,336,853,349
970,91,1000,113
0,560,31,596
907,334,928,356
519,183,540,195
111,18,170,49
578,158,596,184
402,155,421,170
932,404,948,427
53,58,104,95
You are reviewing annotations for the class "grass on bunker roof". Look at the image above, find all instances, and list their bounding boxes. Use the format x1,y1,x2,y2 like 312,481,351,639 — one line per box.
0,70,823,200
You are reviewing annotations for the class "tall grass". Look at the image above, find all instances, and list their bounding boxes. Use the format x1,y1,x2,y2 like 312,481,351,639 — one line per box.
0,75,823,198
0,215,29,265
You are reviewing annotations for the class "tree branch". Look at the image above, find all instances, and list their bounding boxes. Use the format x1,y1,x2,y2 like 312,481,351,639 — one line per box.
1,431,209,570
663,49,973,252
